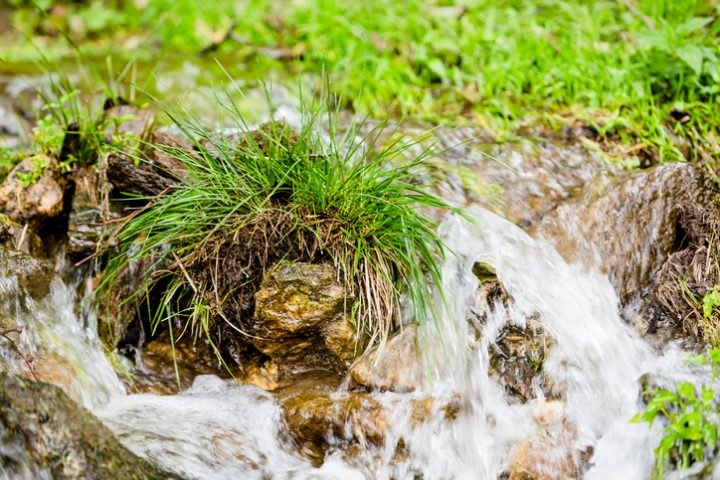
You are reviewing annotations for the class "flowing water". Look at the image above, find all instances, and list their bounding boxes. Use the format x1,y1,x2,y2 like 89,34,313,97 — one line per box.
0,75,712,478
1,202,712,479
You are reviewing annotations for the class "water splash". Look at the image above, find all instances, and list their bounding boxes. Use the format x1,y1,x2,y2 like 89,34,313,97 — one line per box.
1,271,124,409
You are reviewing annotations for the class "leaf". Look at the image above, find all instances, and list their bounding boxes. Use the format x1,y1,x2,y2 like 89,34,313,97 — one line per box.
703,289,720,318
677,382,697,401
709,348,720,365
703,423,717,448
686,354,708,365
701,386,715,404
425,58,448,81
676,17,714,36
649,389,678,407
676,45,704,75
637,30,670,52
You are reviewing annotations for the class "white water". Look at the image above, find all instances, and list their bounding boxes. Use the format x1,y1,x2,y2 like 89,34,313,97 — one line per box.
0,207,713,479
0,269,124,409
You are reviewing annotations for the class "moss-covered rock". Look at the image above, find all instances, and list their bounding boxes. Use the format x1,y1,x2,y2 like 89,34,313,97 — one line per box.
0,373,177,479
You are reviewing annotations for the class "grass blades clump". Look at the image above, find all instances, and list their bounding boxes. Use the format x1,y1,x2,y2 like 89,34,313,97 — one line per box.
97,94,452,361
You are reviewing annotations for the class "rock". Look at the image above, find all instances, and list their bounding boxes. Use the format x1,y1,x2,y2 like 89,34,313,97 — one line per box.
251,261,356,373
0,154,66,226
277,374,388,465
0,247,53,300
95,253,152,347
534,163,708,306
350,324,424,392
472,261,498,283
489,315,557,403
506,401,579,480
433,130,608,226
0,373,176,479
132,330,233,395
0,214,43,255
278,374,460,466
67,165,106,254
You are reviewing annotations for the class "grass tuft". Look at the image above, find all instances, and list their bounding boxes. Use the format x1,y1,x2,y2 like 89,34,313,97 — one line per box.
96,92,454,363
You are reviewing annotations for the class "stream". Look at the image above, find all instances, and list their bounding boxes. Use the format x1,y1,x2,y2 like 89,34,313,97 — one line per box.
0,75,715,479
0,205,710,479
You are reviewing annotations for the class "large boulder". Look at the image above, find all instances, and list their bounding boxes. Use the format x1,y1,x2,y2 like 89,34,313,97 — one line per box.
251,261,356,373
534,163,708,307
0,373,176,479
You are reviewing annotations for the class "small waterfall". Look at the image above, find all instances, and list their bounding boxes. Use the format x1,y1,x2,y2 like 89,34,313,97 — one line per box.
369,207,706,479
0,206,712,479
0,267,124,410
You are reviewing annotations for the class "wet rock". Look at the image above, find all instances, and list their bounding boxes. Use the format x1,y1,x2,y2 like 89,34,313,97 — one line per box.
277,375,387,465
0,247,52,299
534,163,708,308
472,261,498,283
350,324,424,392
0,214,43,255
0,154,66,226
432,130,608,226
489,316,556,403
0,373,175,479
131,330,233,395
67,165,106,254
278,374,460,466
506,401,579,480
95,254,152,348
251,261,356,373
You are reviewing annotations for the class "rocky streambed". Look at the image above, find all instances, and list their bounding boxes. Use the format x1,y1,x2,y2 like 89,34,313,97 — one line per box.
0,81,718,479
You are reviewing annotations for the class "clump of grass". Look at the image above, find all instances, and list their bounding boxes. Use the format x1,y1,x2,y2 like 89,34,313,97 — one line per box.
97,94,453,362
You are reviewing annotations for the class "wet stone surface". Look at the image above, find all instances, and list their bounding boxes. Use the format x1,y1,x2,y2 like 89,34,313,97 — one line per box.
0,373,176,480
251,261,356,375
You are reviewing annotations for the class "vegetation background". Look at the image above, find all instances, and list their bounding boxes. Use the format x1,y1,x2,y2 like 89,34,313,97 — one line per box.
1,0,720,168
